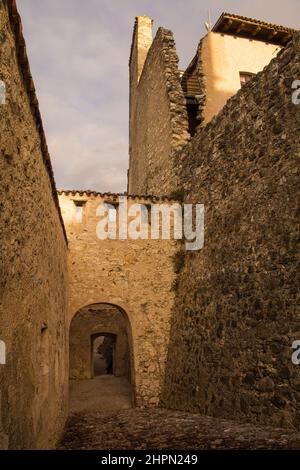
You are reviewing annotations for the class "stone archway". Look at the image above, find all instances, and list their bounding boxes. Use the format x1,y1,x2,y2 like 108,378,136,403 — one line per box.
91,333,116,377
59,191,178,407
69,303,134,412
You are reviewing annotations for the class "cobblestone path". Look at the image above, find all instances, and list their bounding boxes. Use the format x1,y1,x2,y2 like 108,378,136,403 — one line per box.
58,408,300,450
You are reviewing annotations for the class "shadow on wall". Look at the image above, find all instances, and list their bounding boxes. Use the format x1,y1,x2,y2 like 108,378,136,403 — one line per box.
160,33,300,429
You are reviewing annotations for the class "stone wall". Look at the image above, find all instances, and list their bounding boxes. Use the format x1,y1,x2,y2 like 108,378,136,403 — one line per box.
162,34,300,429
194,38,206,125
70,304,131,382
0,0,69,449
128,24,190,195
58,191,178,407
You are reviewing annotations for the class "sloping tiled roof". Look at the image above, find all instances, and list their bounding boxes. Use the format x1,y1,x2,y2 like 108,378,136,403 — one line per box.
7,0,68,242
57,190,179,202
212,12,297,46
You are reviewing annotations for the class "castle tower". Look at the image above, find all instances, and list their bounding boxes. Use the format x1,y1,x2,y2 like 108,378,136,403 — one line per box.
128,16,153,193
129,16,153,88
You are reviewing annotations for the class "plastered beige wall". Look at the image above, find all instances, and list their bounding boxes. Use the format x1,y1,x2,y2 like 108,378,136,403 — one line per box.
202,32,281,122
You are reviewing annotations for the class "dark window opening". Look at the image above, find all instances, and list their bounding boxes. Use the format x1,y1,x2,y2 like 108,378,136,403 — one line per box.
142,204,151,225
181,57,202,136
73,200,86,223
104,201,119,223
240,72,255,87
186,97,201,136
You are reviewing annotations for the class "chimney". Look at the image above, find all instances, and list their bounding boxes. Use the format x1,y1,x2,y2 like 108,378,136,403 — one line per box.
129,16,153,85
128,16,153,194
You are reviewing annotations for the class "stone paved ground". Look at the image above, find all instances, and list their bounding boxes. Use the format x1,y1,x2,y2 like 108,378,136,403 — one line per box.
69,377,132,414
58,408,300,450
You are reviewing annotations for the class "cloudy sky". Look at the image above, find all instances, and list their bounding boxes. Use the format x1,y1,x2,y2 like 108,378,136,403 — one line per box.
17,0,299,193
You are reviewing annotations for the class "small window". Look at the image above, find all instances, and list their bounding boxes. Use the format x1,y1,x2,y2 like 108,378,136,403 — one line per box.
73,200,86,223
240,72,255,87
0,80,6,105
108,208,117,223
105,202,118,222
141,204,151,225
0,340,6,365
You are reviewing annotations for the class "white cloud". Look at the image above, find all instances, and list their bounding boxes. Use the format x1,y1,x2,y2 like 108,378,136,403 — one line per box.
17,0,300,193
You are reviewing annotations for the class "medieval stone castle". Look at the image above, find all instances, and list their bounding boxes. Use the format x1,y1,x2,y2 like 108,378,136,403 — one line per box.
0,0,299,449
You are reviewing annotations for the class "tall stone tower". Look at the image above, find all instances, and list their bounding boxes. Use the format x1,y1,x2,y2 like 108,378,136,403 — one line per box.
128,17,190,196
128,16,153,194
129,16,153,87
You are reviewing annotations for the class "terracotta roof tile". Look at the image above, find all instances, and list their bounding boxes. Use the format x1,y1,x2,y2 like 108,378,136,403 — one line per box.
212,12,298,46
57,190,179,202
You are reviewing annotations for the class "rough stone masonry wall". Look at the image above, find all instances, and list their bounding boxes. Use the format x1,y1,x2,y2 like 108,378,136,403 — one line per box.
59,191,178,407
0,0,68,449
194,38,207,125
129,27,190,196
162,33,300,429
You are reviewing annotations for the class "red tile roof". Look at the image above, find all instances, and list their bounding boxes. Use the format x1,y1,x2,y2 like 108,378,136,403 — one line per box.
212,12,297,46
57,190,180,202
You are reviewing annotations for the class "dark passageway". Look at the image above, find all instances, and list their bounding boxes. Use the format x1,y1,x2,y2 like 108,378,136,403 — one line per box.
68,304,134,414
92,334,115,377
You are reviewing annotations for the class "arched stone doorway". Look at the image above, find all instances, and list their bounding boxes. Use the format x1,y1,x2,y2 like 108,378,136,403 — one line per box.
69,303,134,412
60,191,179,407
92,333,116,377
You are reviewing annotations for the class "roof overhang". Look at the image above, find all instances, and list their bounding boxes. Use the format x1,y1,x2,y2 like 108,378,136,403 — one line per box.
212,12,297,46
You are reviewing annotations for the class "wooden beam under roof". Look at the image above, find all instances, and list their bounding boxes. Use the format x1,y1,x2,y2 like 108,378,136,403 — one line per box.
236,22,246,34
223,19,233,32
251,26,262,37
212,12,297,46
